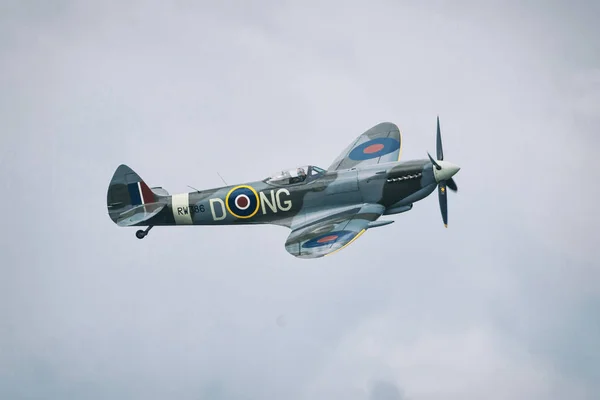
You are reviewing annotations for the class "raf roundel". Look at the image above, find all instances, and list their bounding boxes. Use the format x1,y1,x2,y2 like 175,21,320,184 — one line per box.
348,137,401,161
235,194,250,210
302,230,356,248
226,185,260,219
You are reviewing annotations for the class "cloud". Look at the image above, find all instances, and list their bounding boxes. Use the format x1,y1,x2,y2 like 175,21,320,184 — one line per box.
369,381,404,400
0,1,598,400
300,308,592,399
564,68,600,119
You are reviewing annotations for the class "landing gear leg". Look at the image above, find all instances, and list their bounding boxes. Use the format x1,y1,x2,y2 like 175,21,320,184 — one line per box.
136,225,154,239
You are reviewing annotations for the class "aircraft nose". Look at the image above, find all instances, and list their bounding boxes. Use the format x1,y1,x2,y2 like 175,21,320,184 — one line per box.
433,160,461,182
446,162,460,177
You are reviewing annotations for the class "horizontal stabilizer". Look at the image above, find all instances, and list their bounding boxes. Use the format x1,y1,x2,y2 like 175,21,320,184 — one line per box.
151,187,169,196
116,202,166,227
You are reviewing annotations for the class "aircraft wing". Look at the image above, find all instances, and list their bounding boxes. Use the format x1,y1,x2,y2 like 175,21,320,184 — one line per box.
285,203,386,259
328,122,402,171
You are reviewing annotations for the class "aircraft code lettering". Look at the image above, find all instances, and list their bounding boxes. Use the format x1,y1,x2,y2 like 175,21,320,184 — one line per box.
177,205,205,216
209,189,292,221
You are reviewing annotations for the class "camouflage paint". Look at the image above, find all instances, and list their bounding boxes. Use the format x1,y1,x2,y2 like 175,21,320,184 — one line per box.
106,121,460,258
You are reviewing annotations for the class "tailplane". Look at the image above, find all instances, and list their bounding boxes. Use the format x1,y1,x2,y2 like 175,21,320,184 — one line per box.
107,164,167,227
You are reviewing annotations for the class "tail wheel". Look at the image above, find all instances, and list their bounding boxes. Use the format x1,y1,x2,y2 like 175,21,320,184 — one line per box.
135,226,153,239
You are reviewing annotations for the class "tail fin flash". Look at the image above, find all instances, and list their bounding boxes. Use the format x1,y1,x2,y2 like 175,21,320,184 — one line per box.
107,164,166,227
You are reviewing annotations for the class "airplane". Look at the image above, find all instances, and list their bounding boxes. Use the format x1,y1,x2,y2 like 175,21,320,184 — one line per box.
106,117,460,259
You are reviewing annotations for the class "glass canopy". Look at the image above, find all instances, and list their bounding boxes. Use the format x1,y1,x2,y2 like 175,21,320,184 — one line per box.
265,165,326,186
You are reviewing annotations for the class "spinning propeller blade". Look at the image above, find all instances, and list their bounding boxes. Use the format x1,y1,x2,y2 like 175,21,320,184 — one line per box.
438,181,448,227
430,116,459,227
436,115,443,161
427,152,441,170
446,177,457,192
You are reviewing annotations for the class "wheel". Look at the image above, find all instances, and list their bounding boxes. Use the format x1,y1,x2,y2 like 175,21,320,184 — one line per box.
136,230,146,239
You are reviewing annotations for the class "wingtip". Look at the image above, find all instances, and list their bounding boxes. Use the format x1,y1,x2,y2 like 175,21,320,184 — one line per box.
444,224,448,228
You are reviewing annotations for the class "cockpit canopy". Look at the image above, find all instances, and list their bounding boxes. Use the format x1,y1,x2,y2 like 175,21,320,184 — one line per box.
265,165,326,186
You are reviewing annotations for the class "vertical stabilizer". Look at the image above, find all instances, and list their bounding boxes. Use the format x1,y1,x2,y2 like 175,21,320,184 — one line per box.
107,164,166,226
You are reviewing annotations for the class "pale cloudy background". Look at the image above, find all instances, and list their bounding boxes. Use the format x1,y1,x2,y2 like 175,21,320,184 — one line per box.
1,1,599,399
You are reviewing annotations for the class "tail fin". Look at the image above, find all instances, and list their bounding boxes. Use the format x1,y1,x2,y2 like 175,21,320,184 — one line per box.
107,164,166,227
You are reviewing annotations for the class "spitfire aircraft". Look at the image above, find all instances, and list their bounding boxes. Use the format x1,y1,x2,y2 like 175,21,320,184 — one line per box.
107,118,460,258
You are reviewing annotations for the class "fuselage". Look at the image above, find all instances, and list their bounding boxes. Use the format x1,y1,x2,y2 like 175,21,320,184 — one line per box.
145,159,437,228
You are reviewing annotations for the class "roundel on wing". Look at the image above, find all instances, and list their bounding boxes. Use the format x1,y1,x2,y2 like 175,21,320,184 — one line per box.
348,137,401,161
302,230,356,248
226,185,260,218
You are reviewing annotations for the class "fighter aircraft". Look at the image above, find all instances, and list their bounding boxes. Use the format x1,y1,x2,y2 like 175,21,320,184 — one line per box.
106,117,460,258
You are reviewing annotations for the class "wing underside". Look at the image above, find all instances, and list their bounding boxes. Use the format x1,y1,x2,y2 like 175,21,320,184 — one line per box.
285,203,386,259
328,122,402,171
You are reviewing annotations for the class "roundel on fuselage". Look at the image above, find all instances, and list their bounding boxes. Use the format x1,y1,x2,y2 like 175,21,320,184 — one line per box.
225,185,260,218
348,137,401,161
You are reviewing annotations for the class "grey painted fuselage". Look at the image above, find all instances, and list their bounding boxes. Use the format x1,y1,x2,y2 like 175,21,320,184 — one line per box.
140,159,436,228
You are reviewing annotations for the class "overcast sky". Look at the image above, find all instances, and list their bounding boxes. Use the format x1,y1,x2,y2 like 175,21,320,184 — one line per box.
1,1,599,399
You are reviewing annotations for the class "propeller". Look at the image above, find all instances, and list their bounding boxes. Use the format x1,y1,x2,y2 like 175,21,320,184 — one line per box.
430,116,458,228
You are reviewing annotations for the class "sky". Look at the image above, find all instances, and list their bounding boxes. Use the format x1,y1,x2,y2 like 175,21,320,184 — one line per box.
1,1,599,399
